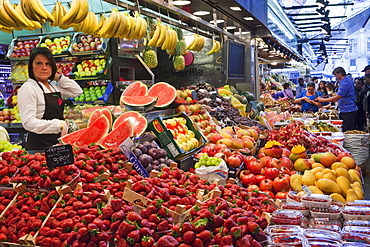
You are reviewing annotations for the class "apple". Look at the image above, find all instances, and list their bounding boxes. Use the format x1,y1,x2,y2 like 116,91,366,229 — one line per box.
17,41,23,46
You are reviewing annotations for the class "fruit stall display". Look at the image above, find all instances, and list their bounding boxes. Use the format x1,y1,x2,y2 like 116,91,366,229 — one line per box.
39,35,72,55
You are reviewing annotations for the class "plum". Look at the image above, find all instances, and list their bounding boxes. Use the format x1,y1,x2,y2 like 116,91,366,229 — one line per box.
137,144,147,154
139,154,151,167
142,141,153,150
147,148,158,160
157,149,167,158
132,148,142,157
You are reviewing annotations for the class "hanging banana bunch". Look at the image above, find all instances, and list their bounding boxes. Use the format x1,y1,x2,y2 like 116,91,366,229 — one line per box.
143,47,158,69
60,0,88,27
93,14,107,37
166,27,185,55
147,19,165,47
126,11,147,40
73,11,99,35
207,39,221,55
50,1,69,29
14,3,41,31
186,33,205,51
98,9,121,39
20,0,54,24
161,25,178,51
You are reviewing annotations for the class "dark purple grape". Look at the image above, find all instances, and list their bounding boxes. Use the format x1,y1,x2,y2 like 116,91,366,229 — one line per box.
157,149,167,158
132,148,142,157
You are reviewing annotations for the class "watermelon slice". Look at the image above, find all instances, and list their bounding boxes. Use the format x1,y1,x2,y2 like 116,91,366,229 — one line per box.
147,82,176,108
75,115,110,146
121,81,148,97
58,128,88,145
113,111,147,137
99,119,134,149
88,108,113,129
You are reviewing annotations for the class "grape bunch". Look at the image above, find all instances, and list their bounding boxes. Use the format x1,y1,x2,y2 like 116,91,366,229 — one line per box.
0,140,22,152
194,153,223,168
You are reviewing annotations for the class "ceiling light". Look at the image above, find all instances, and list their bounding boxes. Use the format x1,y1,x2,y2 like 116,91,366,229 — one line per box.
226,26,236,30
230,7,242,11
193,11,210,16
173,0,191,5
316,0,328,8
244,16,254,21
271,62,277,65
210,20,225,24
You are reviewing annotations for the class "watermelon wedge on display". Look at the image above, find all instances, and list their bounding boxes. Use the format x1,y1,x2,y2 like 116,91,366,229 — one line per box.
58,128,88,145
99,119,134,149
74,115,110,146
113,111,147,137
88,108,113,129
121,81,148,97
147,82,176,108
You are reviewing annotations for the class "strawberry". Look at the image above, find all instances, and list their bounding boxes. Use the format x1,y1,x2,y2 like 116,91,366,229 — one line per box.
224,218,237,229
117,221,135,238
192,218,208,233
198,209,212,219
141,235,155,247
181,222,193,233
126,212,142,222
157,221,170,232
110,199,122,211
139,227,152,237
157,207,170,218
148,214,160,224
230,226,242,239
39,237,52,246
247,222,260,234
213,233,222,244
212,215,225,228
220,235,234,246
77,227,91,242
87,241,97,247
51,237,62,247
252,239,262,247
235,235,252,247
196,230,212,241
183,231,195,244
192,238,204,247
156,235,178,247
101,206,114,219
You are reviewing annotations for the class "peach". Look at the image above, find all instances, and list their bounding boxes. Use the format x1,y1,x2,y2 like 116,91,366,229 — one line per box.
341,156,356,169
210,133,223,144
216,138,233,148
219,131,233,139
247,128,259,141
236,129,250,139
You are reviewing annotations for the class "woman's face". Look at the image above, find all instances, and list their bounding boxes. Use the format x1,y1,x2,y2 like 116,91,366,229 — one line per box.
33,54,52,83
319,82,325,88
307,86,315,94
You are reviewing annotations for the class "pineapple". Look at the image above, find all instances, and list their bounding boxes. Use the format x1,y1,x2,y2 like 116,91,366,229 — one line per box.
173,55,185,71
143,48,158,69
179,40,188,55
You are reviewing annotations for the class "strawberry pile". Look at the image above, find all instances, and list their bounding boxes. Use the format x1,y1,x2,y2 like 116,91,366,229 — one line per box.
115,199,174,246
0,190,59,243
130,166,217,211
170,197,268,247
0,189,16,214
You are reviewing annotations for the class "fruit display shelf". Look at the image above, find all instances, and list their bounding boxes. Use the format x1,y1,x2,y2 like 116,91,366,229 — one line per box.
69,33,108,56
38,34,73,57
71,55,112,80
69,82,114,105
7,37,42,60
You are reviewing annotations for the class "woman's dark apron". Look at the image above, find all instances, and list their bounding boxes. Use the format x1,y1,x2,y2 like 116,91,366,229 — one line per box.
25,82,64,150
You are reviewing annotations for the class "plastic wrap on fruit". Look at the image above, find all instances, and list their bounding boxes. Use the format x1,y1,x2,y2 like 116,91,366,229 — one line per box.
66,119,79,133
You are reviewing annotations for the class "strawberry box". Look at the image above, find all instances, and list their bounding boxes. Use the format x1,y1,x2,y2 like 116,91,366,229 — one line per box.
147,112,207,161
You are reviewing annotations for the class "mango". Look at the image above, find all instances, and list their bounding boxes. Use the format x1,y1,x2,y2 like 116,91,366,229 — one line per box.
335,167,352,183
311,167,324,175
330,193,346,204
336,176,351,196
323,173,337,182
354,187,364,200
316,178,342,194
351,181,362,190
290,174,303,192
301,170,315,186
346,189,359,202
348,169,362,184
311,163,325,169
314,172,324,181
322,168,336,176
308,185,324,194
331,162,348,170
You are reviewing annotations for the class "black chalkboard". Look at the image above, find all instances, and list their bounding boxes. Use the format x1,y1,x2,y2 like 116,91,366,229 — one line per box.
45,144,74,168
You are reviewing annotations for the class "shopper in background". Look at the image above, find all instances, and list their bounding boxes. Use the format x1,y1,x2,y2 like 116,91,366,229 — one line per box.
354,78,366,131
295,78,305,97
363,74,370,130
317,67,358,132
18,47,83,150
312,76,319,89
325,82,336,97
294,82,323,112
273,82,294,100
362,65,370,76
318,80,328,97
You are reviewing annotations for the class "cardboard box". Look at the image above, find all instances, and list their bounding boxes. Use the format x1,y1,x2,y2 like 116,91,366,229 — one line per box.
147,112,207,161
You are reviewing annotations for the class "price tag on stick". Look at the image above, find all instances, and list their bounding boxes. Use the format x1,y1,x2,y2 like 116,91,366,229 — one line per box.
45,144,74,168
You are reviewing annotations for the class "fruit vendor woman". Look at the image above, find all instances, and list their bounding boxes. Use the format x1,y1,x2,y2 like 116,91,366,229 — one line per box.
317,67,358,132
18,47,83,150
293,82,324,113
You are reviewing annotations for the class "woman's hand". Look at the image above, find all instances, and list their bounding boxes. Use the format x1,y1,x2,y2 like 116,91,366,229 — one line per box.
316,97,324,102
60,120,68,136
53,73,61,81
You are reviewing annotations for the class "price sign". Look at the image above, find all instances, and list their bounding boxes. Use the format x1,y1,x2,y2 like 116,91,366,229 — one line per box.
45,144,74,168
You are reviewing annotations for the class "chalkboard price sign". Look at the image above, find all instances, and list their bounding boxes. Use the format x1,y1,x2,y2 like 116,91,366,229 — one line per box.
45,144,74,168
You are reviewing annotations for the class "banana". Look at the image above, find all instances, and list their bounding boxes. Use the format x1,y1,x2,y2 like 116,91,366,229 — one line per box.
108,10,121,38
99,10,118,39
214,40,221,53
119,13,132,39
21,0,39,22
30,20,42,29
188,34,198,50
33,0,54,22
125,15,136,40
207,40,217,55
0,0,17,27
186,34,197,50
15,4,34,28
148,20,161,47
0,25,12,33
161,26,171,50
195,35,205,51
89,12,99,34
62,0,79,26
156,24,167,47
58,3,69,29
94,14,106,37
136,16,147,40
3,0,28,28
113,12,126,38
169,29,178,51
127,13,141,40
49,3,57,26
74,0,88,23
28,0,47,21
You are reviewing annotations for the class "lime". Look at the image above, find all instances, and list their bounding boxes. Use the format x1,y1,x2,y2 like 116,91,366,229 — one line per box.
95,89,102,94
95,86,101,90
91,96,98,101
74,97,79,101
97,93,103,98
89,87,95,91
85,97,92,101
83,87,88,91
101,86,107,90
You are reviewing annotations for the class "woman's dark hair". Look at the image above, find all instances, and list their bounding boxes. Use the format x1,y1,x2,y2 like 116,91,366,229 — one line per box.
326,82,335,90
319,80,326,87
28,47,57,81
282,83,290,89
307,82,316,88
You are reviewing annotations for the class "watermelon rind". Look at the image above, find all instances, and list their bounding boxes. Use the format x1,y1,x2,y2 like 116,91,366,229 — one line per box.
120,96,157,107
113,111,147,137
98,108,113,129
75,115,110,146
120,96,157,112
121,81,148,97
147,82,176,108
58,128,88,145
99,119,134,149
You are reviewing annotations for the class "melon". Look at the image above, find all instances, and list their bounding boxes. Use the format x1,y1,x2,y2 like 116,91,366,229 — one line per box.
0,126,9,142
147,82,176,108
75,115,110,146
120,96,157,107
122,81,148,97
113,111,147,137
99,119,134,149
59,128,88,145
88,109,113,129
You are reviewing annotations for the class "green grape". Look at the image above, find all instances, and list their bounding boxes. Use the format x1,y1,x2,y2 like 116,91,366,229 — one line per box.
206,161,211,166
200,160,207,166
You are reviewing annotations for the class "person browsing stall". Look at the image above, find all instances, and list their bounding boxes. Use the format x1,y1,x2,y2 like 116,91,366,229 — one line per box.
295,78,305,96
317,67,357,132
273,83,294,100
18,47,83,150
294,82,323,112
318,80,328,97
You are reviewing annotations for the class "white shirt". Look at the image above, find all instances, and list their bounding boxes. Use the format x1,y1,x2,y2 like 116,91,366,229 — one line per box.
18,76,83,134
